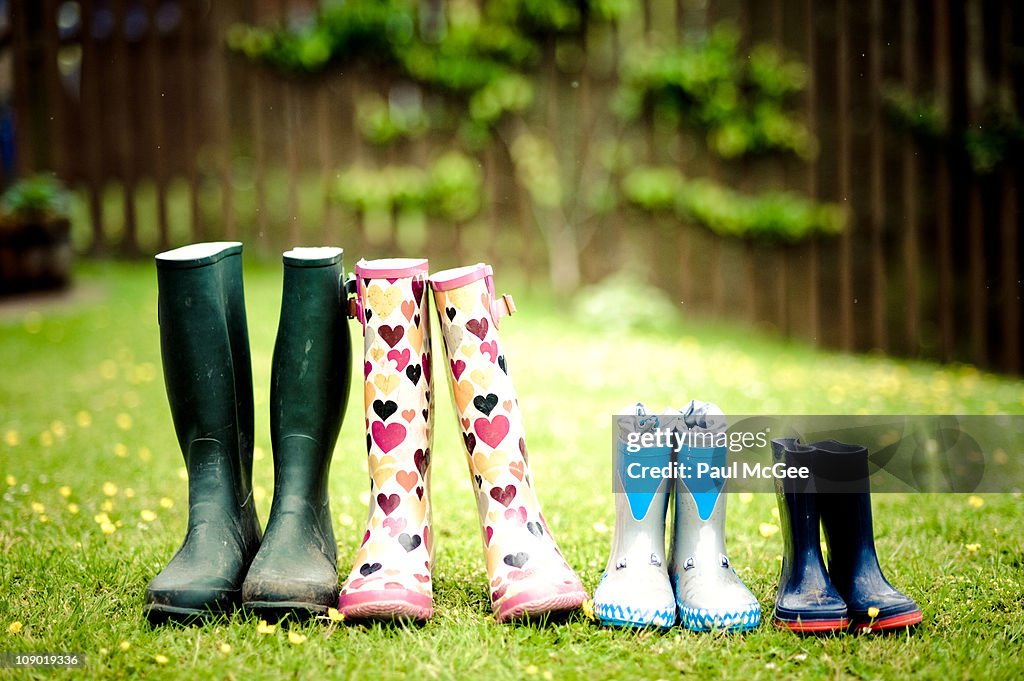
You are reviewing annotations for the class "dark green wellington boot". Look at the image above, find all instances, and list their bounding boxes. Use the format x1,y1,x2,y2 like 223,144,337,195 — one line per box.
241,247,351,619
146,242,263,624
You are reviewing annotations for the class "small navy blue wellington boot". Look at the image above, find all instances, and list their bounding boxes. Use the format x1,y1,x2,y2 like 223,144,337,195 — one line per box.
771,438,848,633
811,440,922,632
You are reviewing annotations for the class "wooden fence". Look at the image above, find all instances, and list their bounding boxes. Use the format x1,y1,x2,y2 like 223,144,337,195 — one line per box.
5,0,1022,374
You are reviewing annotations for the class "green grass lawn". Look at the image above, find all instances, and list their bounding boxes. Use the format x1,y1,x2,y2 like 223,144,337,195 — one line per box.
1,260,1022,680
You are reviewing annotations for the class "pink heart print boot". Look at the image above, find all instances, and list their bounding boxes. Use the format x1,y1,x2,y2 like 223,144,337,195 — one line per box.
337,258,435,621
429,263,588,622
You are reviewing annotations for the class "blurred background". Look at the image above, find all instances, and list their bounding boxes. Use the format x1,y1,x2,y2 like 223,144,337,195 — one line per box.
1,0,1021,374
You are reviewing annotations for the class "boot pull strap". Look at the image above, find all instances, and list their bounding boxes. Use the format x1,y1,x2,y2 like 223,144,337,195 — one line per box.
483,266,516,327
344,274,362,324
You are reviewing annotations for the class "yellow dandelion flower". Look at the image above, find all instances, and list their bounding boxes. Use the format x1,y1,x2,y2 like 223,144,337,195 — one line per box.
771,507,780,520
759,523,780,538
253,446,265,461
75,411,92,428
50,421,66,438
59,486,72,498
154,654,168,665
100,522,117,535
101,500,114,512
5,475,15,486
159,497,174,509
966,543,981,553
113,443,128,458
543,672,553,681
525,665,539,676
140,510,157,522
8,621,23,634
867,607,880,619
338,514,354,527
40,432,54,447
968,496,984,509
102,482,118,497
94,512,110,524
739,492,754,504
287,631,306,645
124,488,135,499
4,430,19,447
38,514,49,523
31,502,46,514
256,620,276,635
177,468,188,481
218,643,231,654
138,447,152,462
580,599,595,622
253,486,267,503
67,503,79,514
118,641,131,651
116,413,133,430
326,608,344,623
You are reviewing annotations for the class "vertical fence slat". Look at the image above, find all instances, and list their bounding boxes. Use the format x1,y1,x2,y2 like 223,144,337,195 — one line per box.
965,0,988,366
1000,4,1021,373
41,0,64,176
901,0,920,355
145,0,169,250
78,0,105,252
10,1,35,175
868,0,887,351
114,0,138,253
934,0,955,361
836,0,854,350
804,0,820,344
180,1,201,242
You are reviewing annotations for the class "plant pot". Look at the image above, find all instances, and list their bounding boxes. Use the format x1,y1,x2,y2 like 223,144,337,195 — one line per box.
0,217,72,295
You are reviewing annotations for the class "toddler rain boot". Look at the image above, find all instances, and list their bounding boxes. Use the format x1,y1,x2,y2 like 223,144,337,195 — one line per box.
812,439,922,632
669,401,761,631
593,404,676,628
146,242,262,623
242,248,351,619
771,438,848,633
337,258,435,621
429,263,587,622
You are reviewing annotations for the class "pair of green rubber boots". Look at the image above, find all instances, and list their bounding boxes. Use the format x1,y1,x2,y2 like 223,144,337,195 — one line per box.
145,243,351,624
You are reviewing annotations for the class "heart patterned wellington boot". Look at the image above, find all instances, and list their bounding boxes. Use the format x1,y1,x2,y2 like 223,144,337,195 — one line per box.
146,242,262,623
812,440,922,632
337,258,435,621
429,263,588,622
771,438,849,633
593,404,677,628
241,248,351,619
669,401,761,631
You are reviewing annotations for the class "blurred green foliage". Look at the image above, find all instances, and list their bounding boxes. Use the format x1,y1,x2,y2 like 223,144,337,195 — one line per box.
228,1,840,244
622,166,845,241
883,85,1024,175
616,25,815,159
0,173,72,226
333,151,482,220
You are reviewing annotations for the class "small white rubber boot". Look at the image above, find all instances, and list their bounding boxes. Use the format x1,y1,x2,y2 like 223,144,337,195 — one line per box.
669,400,761,632
593,403,677,628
